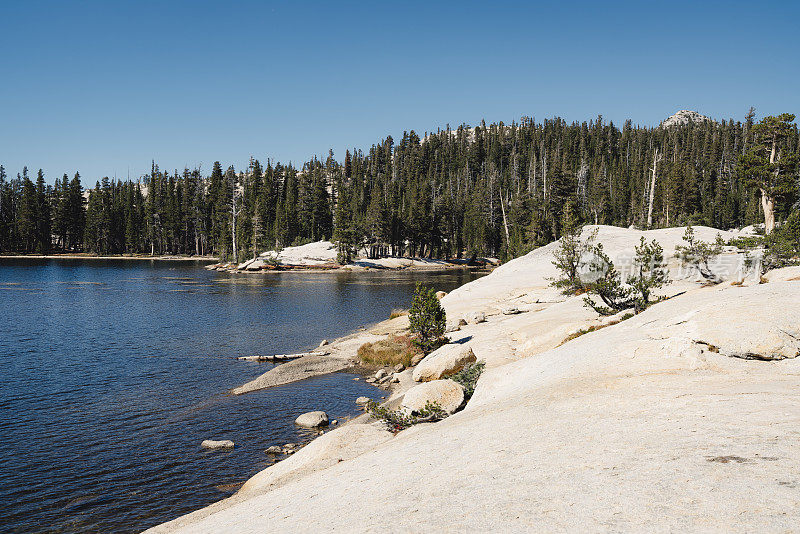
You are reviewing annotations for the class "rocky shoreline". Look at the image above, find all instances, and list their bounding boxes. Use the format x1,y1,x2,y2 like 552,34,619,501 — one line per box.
146,225,800,533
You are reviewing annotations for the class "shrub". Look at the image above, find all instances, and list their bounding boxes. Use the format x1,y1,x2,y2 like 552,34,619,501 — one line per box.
448,361,485,400
628,237,670,308
365,400,447,432
581,242,634,315
408,283,446,353
357,334,422,368
675,226,725,282
550,212,597,295
729,211,800,273
583,237,669,315
763,210,800,270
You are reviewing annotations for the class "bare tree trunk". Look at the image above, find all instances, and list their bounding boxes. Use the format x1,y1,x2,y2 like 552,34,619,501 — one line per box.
761,188,776,235
647,148,661,228
500,190,510,251
763,141,778,234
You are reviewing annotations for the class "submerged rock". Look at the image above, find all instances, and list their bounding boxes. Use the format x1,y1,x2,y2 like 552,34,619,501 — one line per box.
402,379,464,415
265,446,283,454
201,439,234,450
413,344,477,382
295,411,329,428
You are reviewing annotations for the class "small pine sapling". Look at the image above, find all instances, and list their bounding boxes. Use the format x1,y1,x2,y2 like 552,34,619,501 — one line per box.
627,237,670,311
581,242,635,315
408,283,447,353
583,237,670,315
550,206,597,294
675,226,725,282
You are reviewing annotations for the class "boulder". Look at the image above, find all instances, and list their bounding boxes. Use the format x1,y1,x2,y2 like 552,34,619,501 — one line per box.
245,259,266,271
295,411,329,428
401,379,464,415
684,290,800,360
435,291,448,300
375,369,388,380
356,396,371,405
265,445,283,454
237,259,256,270
763,266,800,283
393,363,405,372
446,318,467,332
201,439,234,450
501,306,521,315
412,344,477,382
467,311,486,324
410,352,425,366
319,339,329,347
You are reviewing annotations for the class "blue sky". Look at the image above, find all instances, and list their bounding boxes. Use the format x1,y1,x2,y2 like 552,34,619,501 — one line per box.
1,0,798,183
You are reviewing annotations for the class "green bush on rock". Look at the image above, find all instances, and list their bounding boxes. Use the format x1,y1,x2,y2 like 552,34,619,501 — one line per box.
408,283,447,353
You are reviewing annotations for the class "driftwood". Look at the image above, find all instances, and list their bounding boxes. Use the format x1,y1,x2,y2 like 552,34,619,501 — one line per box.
237,351,329,362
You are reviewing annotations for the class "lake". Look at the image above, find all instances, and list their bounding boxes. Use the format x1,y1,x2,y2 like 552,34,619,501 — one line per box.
0,259,483,533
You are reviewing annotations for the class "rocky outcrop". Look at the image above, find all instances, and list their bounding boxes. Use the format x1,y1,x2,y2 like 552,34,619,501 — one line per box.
412,344,476,382
232,353,351,394
148,226,800,534
201,439,234,450
661,110,711,128
680,287,800,360
294,411,329,428
401,379,464,415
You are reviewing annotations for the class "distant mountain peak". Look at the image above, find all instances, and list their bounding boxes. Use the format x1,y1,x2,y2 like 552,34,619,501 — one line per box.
661,110,711,128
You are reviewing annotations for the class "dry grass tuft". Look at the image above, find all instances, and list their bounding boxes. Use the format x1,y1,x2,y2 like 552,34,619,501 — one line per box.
389,308,408,320
558,312,634,347
357,334,422,368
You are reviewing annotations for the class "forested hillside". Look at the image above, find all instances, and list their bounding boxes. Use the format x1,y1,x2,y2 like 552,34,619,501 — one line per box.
1,110,797,261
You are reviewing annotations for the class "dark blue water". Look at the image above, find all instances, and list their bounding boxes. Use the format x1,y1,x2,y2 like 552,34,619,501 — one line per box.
0,259,482,533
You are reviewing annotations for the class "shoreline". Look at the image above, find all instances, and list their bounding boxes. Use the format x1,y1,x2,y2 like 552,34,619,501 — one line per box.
230,313,411,395
146,225,800,533
0,253,219,262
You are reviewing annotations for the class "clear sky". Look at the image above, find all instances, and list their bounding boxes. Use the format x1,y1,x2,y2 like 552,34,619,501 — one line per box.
1,0,798,183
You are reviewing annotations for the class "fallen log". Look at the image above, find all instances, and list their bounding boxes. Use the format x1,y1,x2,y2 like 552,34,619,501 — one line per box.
237,350,330,362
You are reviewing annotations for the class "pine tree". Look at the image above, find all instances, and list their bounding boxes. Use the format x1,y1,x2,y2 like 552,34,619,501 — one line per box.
408,283,447,353
738,114,799,234
67,173,85,250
